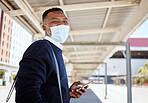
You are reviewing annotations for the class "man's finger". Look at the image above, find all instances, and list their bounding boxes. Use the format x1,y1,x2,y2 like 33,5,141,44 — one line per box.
71,94,77,98
74,81,82,85
84,85,89,89
75,89,83,95
72,91,81,98
70,90,77,98
80,87,86,93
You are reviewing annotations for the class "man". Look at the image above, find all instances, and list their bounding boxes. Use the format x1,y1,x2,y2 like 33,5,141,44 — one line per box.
15,8,88,103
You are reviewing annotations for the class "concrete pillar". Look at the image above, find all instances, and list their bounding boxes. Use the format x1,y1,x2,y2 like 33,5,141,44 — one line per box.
71,69,77,83
74,70,77,82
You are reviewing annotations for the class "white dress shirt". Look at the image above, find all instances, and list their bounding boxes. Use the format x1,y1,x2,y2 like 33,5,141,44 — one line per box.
44,36,63,50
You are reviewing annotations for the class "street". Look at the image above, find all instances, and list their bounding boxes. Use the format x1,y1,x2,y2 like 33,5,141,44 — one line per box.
0,84,148,103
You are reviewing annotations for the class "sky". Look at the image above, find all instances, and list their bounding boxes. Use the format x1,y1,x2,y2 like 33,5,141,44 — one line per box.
130,19,148,38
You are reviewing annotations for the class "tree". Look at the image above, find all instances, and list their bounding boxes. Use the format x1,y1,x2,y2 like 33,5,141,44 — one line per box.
137,61,148,84
137,61,148,75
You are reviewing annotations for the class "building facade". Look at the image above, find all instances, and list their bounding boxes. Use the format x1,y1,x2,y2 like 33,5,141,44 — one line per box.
0,11,12,64
0,10,32,84
10,20,32,67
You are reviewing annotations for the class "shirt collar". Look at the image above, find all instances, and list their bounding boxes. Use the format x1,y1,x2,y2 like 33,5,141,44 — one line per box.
44,36,63,50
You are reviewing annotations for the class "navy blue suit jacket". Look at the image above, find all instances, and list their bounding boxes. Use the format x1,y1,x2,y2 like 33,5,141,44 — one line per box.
15,40,70,103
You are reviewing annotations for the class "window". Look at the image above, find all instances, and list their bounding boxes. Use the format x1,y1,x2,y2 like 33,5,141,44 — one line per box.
6,51,8,56
3,32,5,38
4,24,5,30
2,41,4,46
7,35,9,40
8,27,10,32
1,49,3,55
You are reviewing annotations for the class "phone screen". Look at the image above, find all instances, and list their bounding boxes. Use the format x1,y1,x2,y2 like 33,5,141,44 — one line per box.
79,81,92,90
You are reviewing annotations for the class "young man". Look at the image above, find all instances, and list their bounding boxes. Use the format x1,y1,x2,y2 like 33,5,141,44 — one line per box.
15,8,88,103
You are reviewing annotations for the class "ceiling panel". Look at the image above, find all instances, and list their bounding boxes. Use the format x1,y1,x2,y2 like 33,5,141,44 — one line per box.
101,32,118,42
7,0,19,9
67,8,107,30
64,0,109,5
28,0,59,7
106,6,138,28
73,33,99,42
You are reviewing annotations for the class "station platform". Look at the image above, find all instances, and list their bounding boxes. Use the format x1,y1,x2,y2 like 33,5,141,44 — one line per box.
0,84,148,103
71,89,102,103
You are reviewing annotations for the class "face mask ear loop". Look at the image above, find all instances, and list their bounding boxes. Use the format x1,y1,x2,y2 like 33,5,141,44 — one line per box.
44,25,51,36
45,31,51,37
44,25,50,29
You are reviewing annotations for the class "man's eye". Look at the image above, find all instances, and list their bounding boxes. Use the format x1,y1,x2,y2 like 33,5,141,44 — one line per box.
51,21,59,23
63,21,68,23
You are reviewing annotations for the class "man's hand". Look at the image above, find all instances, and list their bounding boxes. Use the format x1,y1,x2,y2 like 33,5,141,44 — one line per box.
69,81,88,98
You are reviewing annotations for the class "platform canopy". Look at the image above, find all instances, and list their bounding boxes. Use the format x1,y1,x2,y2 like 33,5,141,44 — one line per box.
0,0,148,79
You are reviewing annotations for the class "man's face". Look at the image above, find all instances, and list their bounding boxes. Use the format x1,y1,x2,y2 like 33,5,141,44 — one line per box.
42,11,69,36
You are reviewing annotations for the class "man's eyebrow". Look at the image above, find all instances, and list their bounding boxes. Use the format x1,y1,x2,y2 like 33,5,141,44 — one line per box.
51,17,68,20
51,18,58,20
64,17,68,20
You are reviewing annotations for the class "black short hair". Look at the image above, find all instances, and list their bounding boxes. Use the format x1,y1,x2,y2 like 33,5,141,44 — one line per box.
42,8,64,21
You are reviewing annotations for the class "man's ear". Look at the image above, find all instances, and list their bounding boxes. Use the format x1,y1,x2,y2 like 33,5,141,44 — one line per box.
42,25,46,31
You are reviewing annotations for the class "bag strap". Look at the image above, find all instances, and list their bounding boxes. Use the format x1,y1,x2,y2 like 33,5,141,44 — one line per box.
6,76,17,102
6,47,64,103
51,48,64,103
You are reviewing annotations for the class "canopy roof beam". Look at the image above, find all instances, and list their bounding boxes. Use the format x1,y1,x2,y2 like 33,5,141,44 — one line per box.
69,28,120,35
7,1,138,16
0,0,37,34
13,0,44,36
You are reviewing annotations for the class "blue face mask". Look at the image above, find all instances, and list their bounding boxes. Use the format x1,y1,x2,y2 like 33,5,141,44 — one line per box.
45,25,70,43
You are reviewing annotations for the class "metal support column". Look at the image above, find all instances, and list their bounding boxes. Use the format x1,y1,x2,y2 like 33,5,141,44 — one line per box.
104,63,107,99
126,43,132,103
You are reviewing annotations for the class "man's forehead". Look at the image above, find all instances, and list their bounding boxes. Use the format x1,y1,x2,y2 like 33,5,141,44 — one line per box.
47,11,67,19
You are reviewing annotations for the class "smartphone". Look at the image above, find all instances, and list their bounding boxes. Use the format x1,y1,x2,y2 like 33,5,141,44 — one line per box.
79,81,92,90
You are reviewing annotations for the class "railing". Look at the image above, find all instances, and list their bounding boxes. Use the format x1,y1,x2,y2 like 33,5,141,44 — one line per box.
112,75,148,86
